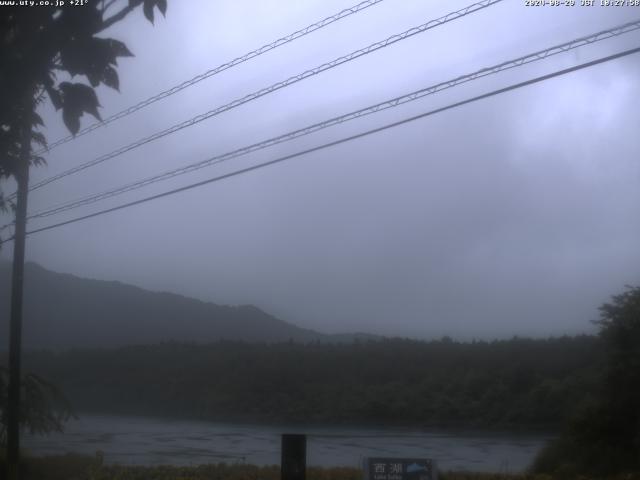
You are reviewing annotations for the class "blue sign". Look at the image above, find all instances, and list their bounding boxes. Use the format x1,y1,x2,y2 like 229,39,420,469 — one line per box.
364,458,437,480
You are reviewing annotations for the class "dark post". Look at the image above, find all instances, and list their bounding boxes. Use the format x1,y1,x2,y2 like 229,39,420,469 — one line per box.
6,99,32,480
281,434,306,480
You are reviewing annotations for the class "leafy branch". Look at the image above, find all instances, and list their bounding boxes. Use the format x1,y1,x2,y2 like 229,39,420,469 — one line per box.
0,366,76,446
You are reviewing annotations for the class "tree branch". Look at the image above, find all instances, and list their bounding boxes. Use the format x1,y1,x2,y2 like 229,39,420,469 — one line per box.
102,0,119,15
99,4,135,33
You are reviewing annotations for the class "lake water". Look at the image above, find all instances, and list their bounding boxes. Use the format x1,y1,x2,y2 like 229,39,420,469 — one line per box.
23,414,552,473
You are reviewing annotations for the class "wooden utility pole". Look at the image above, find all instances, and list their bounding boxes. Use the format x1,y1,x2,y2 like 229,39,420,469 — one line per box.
6,98,33,480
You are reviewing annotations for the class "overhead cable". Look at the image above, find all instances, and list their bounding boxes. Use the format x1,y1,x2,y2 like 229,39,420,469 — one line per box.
22,0,503,195
36,0,388,155
24,19,640,221
1,44,635,245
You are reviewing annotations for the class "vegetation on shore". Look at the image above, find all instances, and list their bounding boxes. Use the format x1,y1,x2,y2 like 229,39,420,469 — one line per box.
531,286,640,477
14,335,602,430
2,287,638,477
1,453,639,480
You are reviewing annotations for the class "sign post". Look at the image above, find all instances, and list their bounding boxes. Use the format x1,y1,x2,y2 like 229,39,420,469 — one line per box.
281,434,306,480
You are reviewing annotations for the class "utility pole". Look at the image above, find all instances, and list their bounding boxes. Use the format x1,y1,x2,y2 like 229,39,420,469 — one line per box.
6,95,33,480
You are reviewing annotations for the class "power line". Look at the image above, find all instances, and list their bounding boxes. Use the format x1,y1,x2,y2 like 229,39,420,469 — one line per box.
23,18,640,222
2,44,636,246
22,0,503,195
36,0,387,155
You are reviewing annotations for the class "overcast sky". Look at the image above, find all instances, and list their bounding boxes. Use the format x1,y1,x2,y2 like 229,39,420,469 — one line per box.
1,0,639,339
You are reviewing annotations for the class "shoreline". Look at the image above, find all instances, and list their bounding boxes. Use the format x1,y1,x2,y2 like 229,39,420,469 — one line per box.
22,412,550,473
64,409,560,437
5,455,637,480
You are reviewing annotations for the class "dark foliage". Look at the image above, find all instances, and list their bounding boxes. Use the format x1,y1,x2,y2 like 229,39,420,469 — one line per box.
0,0,168,449
0,366,75,446
0,0,167,214
0,1,163,245
14,335,603,430
532,286,640,476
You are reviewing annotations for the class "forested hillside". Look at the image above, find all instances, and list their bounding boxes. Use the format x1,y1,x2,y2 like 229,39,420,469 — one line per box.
17,336,603,429
0,262,329,348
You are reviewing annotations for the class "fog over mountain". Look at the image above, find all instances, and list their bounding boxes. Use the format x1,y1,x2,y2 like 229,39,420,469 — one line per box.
0,262,379,350
1,1,639,340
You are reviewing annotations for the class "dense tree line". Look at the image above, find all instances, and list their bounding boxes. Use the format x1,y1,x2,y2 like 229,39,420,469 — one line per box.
10,335,603,430
533,286,640,476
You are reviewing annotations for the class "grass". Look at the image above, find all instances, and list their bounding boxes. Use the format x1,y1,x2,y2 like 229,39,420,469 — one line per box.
1,453,639,480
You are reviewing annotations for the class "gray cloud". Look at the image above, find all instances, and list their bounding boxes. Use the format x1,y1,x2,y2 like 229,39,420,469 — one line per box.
2,0,639,340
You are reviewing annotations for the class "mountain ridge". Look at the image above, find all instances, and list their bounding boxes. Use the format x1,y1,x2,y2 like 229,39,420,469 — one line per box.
0,261,373,349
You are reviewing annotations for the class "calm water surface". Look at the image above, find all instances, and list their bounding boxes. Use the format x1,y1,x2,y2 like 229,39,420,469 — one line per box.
23,414,552,473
